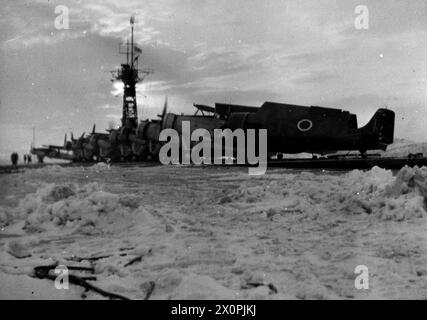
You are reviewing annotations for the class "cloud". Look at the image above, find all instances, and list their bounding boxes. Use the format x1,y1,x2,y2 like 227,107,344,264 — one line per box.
105,113,121,119
98,104,120,110
293,71,339,85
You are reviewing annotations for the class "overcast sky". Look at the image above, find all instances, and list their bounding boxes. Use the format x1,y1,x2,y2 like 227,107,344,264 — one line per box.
1,0,427,160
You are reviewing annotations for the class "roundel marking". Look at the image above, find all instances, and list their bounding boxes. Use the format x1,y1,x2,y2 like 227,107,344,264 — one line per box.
297,119,313,132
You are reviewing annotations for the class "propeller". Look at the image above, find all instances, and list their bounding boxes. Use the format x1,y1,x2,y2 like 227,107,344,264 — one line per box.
158,96,168,120
158,96,168,130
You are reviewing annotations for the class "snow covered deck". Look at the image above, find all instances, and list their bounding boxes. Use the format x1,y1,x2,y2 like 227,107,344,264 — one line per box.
1,164,427,299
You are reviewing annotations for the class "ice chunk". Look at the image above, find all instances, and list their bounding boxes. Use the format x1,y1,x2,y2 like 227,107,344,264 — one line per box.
6,240,32,259
2,181,152,235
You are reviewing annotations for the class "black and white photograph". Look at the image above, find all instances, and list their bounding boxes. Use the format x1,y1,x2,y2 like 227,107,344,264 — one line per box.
1,0,427,304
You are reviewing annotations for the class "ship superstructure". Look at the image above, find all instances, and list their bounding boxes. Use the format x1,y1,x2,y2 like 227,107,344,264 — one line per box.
111,16,151,129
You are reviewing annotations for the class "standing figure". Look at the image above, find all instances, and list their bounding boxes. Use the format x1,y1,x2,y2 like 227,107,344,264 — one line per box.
28,154,32,164
11,152,18,169
24,154,27,164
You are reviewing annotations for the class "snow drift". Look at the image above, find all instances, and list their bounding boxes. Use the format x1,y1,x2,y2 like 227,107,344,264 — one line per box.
228,166,427,222
1,182,154,235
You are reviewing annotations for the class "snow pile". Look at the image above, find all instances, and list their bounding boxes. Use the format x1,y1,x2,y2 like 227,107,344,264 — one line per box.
89,162,111,172
6,239,32,259
329,166,426,220
383,139,427,157
378,166,427,220
2,182,153,235
230,166,427,221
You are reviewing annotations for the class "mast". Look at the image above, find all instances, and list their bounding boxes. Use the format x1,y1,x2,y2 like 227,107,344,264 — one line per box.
126,39,129,65
112,16,150,129
130,16,134,68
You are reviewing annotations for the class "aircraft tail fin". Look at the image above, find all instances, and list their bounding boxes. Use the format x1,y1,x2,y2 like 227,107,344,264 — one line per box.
363,108,395,144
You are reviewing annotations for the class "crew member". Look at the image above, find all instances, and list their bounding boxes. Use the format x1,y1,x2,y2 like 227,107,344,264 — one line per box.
11,152,18,168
